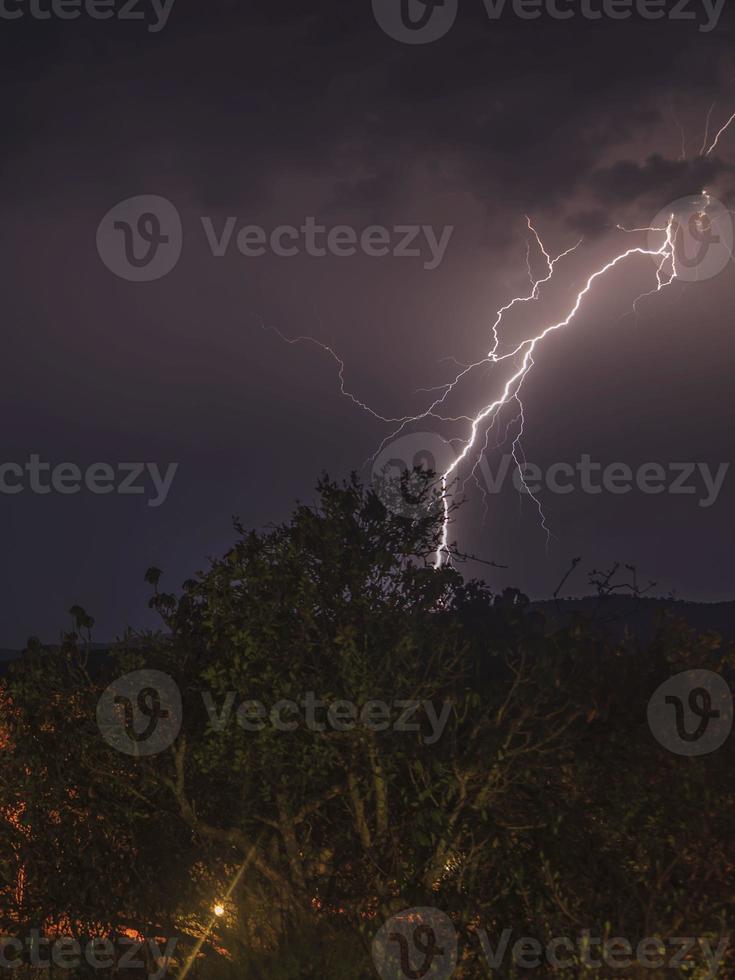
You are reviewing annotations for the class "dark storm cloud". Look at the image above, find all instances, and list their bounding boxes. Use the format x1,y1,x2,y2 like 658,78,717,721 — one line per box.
325,171,405,219
2,1,733,221
566,208,611,238
590,153,735,209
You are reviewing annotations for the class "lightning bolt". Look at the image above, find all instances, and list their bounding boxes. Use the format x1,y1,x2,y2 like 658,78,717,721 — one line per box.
704,108,735,157
432,214,678,567
264,101,734,572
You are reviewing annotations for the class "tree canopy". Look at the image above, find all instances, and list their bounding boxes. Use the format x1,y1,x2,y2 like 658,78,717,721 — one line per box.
1,473,733,978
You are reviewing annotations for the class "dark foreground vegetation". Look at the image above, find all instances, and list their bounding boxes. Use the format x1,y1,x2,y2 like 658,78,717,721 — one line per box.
1,474,733,978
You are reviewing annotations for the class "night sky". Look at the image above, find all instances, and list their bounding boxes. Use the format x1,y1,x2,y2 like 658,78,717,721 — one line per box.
2,0,735,646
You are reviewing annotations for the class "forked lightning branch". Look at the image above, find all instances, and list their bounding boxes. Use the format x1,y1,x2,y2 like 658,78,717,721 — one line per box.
267,105,735,567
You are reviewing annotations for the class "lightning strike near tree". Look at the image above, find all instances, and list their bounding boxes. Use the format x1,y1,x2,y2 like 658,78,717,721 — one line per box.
265,104,735,572
432,213,679,568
